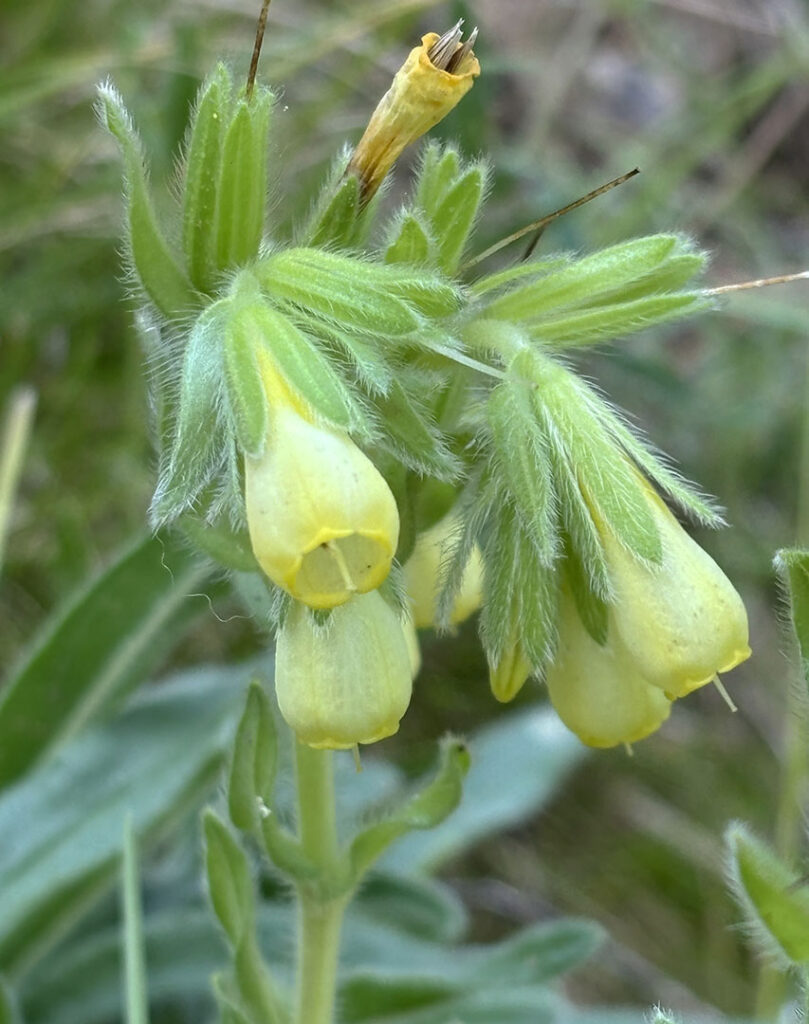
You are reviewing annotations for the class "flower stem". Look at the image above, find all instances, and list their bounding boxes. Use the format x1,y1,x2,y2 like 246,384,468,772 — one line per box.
293,742,346,1024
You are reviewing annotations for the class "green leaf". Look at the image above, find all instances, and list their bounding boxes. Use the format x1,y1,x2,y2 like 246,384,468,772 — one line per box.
96,84,196,318
249,304,364,432
215,91,273,270
182,64,231,292
151,303,226,523
563,535,609,646
484,235,681,323
530,292,709,348
371,379,460,481
385,213,431,266
382,707,585,874
0,533,213,791
487,379,556,561
529,353,662,565
0,979,21,1024
726,822,809,967
228,681,278,835
204,812,255,948
470,257,571,298
0,664,247,979
223,308,269,457
349,738,470,879
591,252,705,305
257,249,421,337
356,873,467,944
306,170,362,249
121,817,150,1024
416,144,460,219
433,166,487,275
775,549,809,692
480,504,559,672
180,515,259,572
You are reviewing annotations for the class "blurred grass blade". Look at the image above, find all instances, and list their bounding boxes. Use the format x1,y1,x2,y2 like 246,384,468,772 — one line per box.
0,533,214,791
122,816,149,1024
0,663,248,981
774,548,809,690
0,386,36,578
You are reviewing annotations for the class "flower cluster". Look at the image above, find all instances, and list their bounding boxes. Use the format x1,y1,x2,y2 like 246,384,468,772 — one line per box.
101,21,749,752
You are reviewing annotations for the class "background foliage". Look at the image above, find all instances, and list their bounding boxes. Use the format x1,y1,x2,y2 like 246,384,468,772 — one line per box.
2,0,809,1019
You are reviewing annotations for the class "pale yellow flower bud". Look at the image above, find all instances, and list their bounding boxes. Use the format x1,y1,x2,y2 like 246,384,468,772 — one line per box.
596,484,750,699
403,513,483,629
547,588,672,748
275,591,413,749
347,23,480,201
245,402,399,609
488,638,533,704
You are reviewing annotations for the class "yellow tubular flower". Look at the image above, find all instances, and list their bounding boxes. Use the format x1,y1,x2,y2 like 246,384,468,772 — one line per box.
595,484,750,699
347,22,480,201
245,405,399,609
245,349,399,609
275,591,413,749
547,587,672,748
403,513,483,628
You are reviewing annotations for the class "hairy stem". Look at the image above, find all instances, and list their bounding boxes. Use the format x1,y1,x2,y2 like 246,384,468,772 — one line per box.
293,743,346,1024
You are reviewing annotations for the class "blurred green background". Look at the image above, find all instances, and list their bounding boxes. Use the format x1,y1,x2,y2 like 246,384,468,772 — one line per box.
2,0,809,1017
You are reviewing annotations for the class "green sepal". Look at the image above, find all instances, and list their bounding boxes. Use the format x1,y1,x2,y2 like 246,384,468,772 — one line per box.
484,235,682,323
385,212,432,266
257,248,421,337
383,273,462,320
215,89,273,271
317,325,393,396
151,302,226,524
416,143,460,218
204,810,255,947
348,737,470,880
223,306,269,458
775,549,809,693
245,303,369,434
563,535,609,646
371,379,460,481
486,377,556,565
433,165,488,275
182,63,231,292
228,680,278,836
306,167,362,249
479,500,558,670
180,514,258,571
726,822,809,967
530,292,710,348
96,83,196,318
528,351,662,565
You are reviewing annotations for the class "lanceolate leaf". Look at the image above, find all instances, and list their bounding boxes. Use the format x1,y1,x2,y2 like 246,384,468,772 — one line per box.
258,249,421,337
222,310,269,458
483,235,681,323
385,213,432,266
0,533,214,791
215,92,272,271
372,380,460,481
182,64,231,293
433,166,487,275
726,822,809,967
151,303,226,524
0,665,248,979
530,292,709,348
96,85,196,318
416,144,460,219
306,171,362,249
